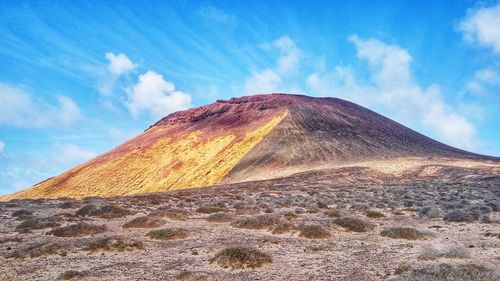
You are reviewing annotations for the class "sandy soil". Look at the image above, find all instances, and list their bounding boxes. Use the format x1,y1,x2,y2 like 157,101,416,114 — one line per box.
1,165,499,280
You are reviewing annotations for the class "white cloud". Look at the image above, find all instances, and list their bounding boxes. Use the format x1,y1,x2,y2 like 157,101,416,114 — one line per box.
0,83,83,128
245,36,302,94
274,36,301,74
52,144,97,168
460,3,500,54
466,68,500,95
197,5,236,25
245,69,282,93
105,52,136,75
307,36,481,151
0,140,4,153
126,71,192,120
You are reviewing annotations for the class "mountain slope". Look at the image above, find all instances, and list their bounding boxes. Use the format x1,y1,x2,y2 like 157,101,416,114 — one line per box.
3,94,497,200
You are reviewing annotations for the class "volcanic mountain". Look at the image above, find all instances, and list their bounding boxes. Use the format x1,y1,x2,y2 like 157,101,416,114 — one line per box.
4,94,497,200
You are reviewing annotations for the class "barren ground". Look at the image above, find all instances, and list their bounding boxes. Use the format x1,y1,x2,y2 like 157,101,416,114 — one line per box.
1,164,499,280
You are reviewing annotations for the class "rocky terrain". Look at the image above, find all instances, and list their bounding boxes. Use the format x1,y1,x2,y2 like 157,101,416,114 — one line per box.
1,163,499,280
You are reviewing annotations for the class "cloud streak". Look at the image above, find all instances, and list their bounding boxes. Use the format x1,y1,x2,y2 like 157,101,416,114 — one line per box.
245,36,302,94
0,83,83,128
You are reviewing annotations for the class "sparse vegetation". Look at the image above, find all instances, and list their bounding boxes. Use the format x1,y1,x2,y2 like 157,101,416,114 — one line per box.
58,270,84,280
196,205,227,214
146,228,188,240
122,216,165,228
324,209,342,218
418,245,469,260
299,224,331,239
443,210,478,222
380,227,430,240
206,212,234,223
15,217,61,232
48,222,106,237
149,209,188,221
391,263,497,281
59,201,79,209
365,210,385,218
231,214,281,230
11,209,33,218
272,221,296,234
7,242,67,259
76,204,132,218
281,210,298,220
84,237,144,252
210,246,272,269
418,206,442,218
176,271,209,281
333,217,374,232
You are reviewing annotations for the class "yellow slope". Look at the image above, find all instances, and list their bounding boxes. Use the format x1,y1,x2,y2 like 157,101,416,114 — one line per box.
2,111,287,200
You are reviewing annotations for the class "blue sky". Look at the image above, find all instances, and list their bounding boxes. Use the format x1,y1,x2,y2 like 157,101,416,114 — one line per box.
0,0,499,195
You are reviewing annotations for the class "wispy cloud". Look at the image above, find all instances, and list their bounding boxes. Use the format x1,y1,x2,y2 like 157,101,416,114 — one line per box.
0,140,5,153
197,5,236,25
0,83,83,128
0,143,96,195
460,3,500,101
52,143,97,168
459,3,500,54
245,36,302,94
466,67,500,95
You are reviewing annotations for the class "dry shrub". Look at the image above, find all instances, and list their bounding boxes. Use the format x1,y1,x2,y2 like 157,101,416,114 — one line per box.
333,217,374,232
443,210,478,223
324,209,342,218
272,221,296,234
299,224,331,239
12,209,33,218
149,209,188,221
231,215,281,230
15,217,61,232
47,222,106,237
146,228,188,240
123,216,165,228
0,236,22,244
210,246,272,269
391,263,497,281
206,212,234,223
84,237,144,252
176,271,210,281
418,245,469,260
196,205,227,214
58,270,84,280
281,211,298,220
76,204,132,219
59,201,80,209
380,227,430,240
365,210,385,218
7,242,67,259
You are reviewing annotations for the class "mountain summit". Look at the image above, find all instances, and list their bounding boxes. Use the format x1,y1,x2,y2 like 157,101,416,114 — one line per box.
4,94,497,199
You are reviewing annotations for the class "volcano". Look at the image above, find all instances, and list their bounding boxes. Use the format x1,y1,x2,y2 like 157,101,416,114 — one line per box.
4,94,497,200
